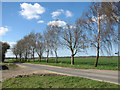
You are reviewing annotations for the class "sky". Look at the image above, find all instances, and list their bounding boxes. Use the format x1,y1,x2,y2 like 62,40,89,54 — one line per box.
0,2,118,57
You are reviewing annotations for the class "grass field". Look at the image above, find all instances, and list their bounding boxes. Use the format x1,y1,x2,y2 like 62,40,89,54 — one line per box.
6,57,118,70
2,75,119,88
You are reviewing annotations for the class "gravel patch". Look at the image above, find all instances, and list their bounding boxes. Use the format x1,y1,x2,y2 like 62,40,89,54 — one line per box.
2,65,56,81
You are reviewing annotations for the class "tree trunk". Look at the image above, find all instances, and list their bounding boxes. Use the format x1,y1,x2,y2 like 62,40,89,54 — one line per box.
46,55,48,63
94,44,99,67
46,50,49,63
94,8,100,67
16,55,18,61
25,57,27,61
20,55,21,62
2,54,5,62
71,54,74,65
46,58,48,63
33,48,35,62
71,49,74,65
55,50,58,63
71,49,75,65
28,58,30,62
25,51,27,61
39,55,41,62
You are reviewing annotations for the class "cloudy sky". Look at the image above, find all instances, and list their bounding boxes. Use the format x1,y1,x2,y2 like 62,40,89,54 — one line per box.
0,2,117,57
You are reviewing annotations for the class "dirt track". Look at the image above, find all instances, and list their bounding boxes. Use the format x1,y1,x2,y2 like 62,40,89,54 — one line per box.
2,65,55,81
2,63,119,85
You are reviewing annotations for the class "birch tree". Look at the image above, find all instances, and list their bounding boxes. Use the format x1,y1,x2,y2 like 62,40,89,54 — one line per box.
77,2,117,67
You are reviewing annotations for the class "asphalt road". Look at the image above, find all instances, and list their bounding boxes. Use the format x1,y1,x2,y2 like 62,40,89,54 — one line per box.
17,63,119,85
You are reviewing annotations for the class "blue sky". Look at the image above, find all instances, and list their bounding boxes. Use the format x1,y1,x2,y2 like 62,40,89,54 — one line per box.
2,2,90,41
1,2,118,57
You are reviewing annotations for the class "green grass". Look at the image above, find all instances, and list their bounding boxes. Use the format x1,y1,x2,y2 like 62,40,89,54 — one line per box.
5,57,118,70
1,63,18,69
2,75,119,88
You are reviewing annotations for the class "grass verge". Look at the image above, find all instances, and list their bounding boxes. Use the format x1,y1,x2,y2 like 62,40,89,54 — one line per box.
2,75,119,88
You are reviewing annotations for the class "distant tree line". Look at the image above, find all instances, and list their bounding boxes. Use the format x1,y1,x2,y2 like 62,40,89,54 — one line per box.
3,2,119,67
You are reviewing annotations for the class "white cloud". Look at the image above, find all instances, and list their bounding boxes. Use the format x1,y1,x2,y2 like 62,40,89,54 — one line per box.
51,9,64,19
37,20,44,23
20,3,45,20
0,26,8,36
51,12,61,18
51,9,73,19
65,10,72,17
47,20,67,27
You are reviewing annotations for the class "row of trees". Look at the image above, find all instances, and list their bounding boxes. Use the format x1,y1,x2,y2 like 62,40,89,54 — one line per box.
12,2,119,67
12,23,87,65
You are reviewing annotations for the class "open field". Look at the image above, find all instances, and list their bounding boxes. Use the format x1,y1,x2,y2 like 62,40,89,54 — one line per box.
2,75,119,88
5,57,118,70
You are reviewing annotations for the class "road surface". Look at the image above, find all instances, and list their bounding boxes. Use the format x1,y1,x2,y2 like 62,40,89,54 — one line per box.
16,63,119,85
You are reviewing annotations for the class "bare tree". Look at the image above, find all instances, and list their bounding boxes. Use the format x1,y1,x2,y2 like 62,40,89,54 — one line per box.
101,2,119,24
47,25,61,63
44,30,52,63
16,39,24,61
15,33,36,62
35,33,45,62
61,24,88,65
28,32,37,62
22,35,31,61
12,44,19,61
76,2,117,67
